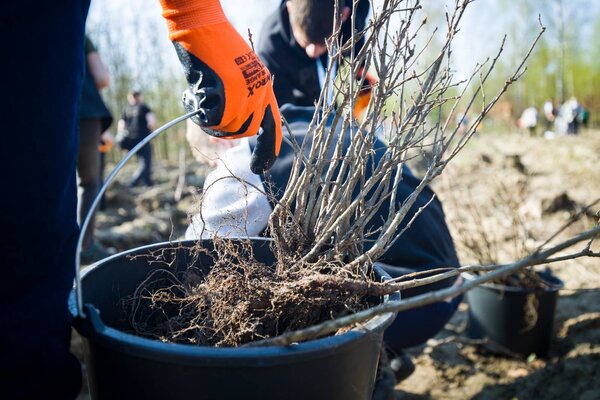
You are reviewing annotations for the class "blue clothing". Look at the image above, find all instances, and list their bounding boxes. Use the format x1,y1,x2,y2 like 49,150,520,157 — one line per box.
382,267,461,350
252,105,461,351
0,1,90,397
121,102,154,186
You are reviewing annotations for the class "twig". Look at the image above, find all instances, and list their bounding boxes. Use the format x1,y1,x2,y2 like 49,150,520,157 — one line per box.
249,225,600,346
538,198,600,250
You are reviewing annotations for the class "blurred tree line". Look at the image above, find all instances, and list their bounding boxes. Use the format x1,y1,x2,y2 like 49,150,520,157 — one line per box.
86,0,189,164
86,0,600,158
408,0,599,131
457,0,600,128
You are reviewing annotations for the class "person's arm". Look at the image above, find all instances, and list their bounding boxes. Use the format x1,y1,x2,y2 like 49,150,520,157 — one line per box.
87,52,110,90
85,36,110,90
146,111,157,131
159,0,282,173
117,118,126,133
185,140,272,240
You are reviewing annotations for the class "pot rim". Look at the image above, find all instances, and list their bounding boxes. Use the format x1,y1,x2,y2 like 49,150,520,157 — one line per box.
460,270,564,293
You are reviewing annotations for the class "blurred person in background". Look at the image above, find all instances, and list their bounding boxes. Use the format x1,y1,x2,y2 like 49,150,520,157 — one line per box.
518,106,538,136
564,96,582,135
117,90,157,187
542,98,557,136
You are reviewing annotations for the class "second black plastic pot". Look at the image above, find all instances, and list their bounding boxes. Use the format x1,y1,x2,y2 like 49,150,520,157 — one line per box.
463,270,563,357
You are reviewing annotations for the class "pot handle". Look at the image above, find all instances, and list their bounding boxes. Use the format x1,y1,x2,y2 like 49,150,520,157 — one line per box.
74,110,200,319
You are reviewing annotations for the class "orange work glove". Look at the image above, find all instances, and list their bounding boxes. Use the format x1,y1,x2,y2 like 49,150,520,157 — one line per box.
353,67,378,121
98,132,114,153
160,0,282,173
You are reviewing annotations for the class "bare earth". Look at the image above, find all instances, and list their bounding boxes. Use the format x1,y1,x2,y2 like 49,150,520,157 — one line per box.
74,128,600,399
396,129,600,400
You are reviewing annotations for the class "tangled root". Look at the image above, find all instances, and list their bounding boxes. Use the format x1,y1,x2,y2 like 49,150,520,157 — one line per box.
126,239,376,347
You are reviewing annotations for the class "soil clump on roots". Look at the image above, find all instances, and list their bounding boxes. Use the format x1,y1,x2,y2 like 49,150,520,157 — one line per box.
126,239,375,347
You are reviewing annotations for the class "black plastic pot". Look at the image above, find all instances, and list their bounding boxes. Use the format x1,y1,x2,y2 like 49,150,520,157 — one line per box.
463,270,563,357
70,238,399,400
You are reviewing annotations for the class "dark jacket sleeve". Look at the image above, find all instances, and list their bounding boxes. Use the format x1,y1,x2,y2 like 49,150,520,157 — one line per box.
257,7,299,106
259,44,296,106
341,0,370,55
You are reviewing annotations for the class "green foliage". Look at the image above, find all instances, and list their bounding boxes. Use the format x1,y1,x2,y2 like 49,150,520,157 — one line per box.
490,0,599,125
423,0,600,128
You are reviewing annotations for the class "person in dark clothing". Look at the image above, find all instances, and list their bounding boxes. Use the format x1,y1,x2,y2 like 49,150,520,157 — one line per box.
117,90,157,187
185,105,462,386
0,2,90,397
1,1,283,397
78,35,114,264
257,0,371,107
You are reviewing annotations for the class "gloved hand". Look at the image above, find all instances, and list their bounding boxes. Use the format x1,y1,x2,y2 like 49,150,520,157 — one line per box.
98,131,114,153
160,0,282,173
353,67,378,121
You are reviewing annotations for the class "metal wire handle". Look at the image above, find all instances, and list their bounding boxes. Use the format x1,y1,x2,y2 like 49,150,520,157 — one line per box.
74,109,200,318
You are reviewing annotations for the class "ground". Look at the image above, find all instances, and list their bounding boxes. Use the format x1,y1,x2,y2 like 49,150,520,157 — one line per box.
395,129,600,400
74,128,600,399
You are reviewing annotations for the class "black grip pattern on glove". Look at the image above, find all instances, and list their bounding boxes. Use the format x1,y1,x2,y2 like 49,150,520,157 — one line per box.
174,42,225,128
250,104,278,174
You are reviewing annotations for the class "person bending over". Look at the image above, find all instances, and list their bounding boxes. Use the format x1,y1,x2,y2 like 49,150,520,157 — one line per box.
257,0,371,108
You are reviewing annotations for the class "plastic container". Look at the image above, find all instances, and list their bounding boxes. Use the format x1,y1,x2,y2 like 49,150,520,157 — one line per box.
70,238,399,400
463,270,563,357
